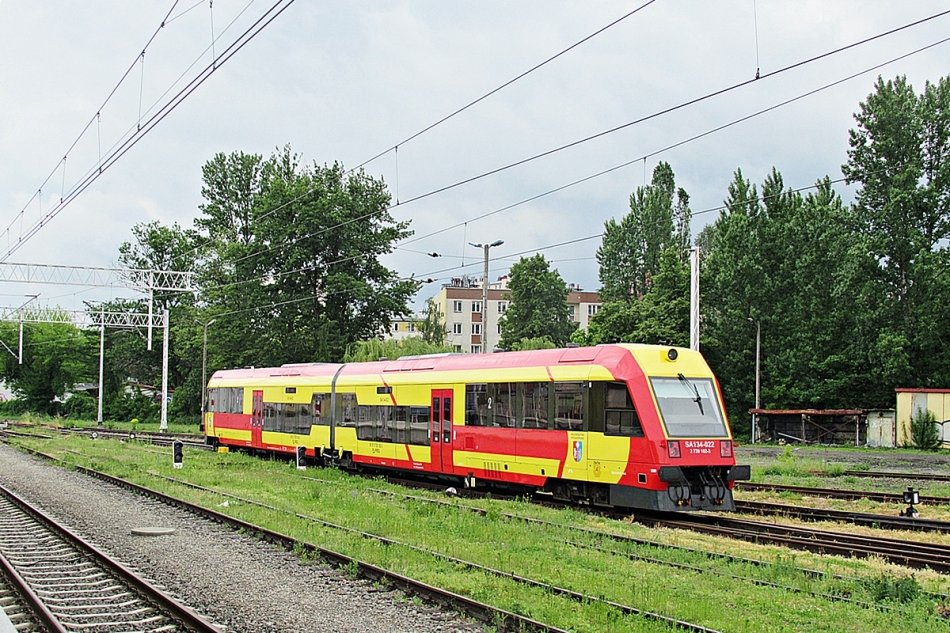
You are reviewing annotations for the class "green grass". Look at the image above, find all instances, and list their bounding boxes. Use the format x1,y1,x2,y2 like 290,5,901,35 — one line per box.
8,432,950,633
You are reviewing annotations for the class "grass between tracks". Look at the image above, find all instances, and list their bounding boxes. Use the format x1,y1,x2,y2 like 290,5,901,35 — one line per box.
6,430,950,633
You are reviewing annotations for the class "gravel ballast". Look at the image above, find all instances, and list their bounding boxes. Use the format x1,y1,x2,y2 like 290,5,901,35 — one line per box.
0,444,486,633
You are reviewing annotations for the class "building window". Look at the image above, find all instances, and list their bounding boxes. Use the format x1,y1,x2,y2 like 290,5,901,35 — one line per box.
587,304,600,316
472,323,481,335
568,306,576,322
498,302,507,313
392,323,399,332
408,322,415,332
471,345,482,354
454,345,463,352
452,323,463,335
453,300,463,313
472,301,482,313
497,324,502,335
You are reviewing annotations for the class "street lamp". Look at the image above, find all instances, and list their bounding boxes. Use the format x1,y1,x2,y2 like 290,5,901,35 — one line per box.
469,240,504,354
196,318,216,430
748,317,760,444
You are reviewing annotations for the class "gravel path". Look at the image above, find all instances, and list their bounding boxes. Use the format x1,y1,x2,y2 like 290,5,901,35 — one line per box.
0,444,486,633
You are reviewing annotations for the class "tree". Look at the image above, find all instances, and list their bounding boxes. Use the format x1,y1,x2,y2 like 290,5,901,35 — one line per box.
343,337,453,362
417,299,446,345
197,146,417,366
0,316,95,415
498,254,577,349
597,162,691,303
842,75,950,394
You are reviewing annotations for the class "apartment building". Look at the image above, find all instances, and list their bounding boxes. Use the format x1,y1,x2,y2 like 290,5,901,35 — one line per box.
430,276,601,354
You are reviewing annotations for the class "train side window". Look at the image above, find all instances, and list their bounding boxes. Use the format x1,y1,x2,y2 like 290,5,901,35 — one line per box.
604,382,643,437
465,383,491,426
337,393,357,428
520,382,549,429
263,402,278,431
312,393,329,426
377,406,393,442
409,406,430,446
357,405,375,441
493,383,516,428
393,406,409,443
555,382,585,431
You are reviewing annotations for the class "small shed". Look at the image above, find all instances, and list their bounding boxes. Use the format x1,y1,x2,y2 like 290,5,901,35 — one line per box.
750,409,866,445
895,388,950,448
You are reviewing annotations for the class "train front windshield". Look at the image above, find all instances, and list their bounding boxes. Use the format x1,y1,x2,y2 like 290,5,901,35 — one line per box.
650,376,729,438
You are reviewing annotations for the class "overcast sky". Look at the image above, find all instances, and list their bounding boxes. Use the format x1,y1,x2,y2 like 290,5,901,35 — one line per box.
1,1,948,315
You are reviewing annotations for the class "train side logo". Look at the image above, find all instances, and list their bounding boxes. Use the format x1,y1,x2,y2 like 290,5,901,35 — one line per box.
572,440,583,462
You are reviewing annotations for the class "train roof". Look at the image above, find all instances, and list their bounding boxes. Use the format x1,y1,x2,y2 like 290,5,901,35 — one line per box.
208,344,699,382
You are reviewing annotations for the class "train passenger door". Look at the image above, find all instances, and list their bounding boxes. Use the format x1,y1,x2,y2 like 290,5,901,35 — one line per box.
251,390,264,447
430,389,454,473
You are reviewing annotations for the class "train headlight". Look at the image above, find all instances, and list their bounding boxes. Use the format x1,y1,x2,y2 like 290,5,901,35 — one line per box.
666,348,678,361
720,440,733,458
668,440,681,458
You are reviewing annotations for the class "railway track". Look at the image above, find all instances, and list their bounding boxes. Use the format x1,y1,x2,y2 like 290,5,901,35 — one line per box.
642,512,950,574
737,481,950,504
0,484,219,633
844,470,950,483
734,499,950,532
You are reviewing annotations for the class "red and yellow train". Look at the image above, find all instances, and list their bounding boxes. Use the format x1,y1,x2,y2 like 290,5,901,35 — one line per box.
204,344,750,511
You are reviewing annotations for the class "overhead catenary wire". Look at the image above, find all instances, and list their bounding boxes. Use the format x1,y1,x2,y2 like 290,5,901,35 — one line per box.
199,9,950,275
248,0,660,228
2,0,183,241
185,31,950,302
399,33,950,248
0,0,297,264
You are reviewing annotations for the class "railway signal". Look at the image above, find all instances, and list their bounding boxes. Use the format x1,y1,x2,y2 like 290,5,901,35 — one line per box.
900,486,920,518
173,441,183,469
296,445,306,470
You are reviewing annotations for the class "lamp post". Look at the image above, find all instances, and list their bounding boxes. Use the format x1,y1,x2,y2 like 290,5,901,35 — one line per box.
196,319,216,429
748,317,760,443
469,240,504,353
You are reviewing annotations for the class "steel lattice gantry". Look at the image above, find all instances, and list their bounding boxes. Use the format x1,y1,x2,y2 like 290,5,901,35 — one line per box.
0,262,190,431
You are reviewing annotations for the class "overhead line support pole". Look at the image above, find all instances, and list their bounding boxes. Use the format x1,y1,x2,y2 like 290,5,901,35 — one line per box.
160,309,169,432
98,316,105,425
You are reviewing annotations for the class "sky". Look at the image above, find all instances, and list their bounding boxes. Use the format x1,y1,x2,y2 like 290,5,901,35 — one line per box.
1,1,948,316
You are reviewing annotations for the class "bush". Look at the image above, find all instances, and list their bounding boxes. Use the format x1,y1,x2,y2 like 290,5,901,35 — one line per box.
864,573,921,603
0,399,29,416
910,408,942,451
62,393,98,420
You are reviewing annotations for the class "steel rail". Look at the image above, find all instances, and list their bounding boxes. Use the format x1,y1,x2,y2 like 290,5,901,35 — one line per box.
844,470,950,483
14,448,572,633
642,513,950,574
0,546,68,633
0,484,221,633
735,499,950,532
737,481,950,505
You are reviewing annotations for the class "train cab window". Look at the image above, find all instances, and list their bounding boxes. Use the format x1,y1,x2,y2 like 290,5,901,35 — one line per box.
603,382,643,437
554,382,585,431
465,384,491,426
492,383,517,428
650,376,728,438
409,406,430,445
520,382,549,429
210,387,244,414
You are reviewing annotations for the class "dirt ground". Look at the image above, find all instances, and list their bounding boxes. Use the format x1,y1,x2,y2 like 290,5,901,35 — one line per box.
736,445,950,473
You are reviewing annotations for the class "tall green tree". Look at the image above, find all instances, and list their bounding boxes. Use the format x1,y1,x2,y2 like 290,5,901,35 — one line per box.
700,169,860,430
597,161,691,303
842,75,950,393
417,299,446,345
498,254,577,350
0,315,95,414
198,146,417,366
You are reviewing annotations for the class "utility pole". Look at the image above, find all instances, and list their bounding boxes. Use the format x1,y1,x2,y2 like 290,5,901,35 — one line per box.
470,240,503,353
197,319,216,429
748,317,761,443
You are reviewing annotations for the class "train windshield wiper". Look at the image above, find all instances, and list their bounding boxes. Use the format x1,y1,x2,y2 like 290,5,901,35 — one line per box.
677,373,704,416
